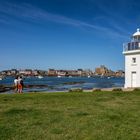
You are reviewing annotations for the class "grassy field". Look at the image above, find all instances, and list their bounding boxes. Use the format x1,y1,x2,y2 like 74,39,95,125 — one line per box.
0,91,140,140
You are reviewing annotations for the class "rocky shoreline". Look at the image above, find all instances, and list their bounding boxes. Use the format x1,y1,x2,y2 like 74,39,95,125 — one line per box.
0,84,136,93
0,81,87,93
0,84,50,93
0,85,14,93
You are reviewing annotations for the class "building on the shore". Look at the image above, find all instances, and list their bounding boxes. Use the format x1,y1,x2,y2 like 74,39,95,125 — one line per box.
56,70,67,77
0,68,124,78
48,69,57,76
47,69,91,77
32,70,39,76
77,69,83,76
95,65,109,76
115,70,125,77
18,69,32,76
10,69,17,75
123,29,140,88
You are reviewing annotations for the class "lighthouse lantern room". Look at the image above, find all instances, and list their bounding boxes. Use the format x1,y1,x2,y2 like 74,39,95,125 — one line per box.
123,29,140,88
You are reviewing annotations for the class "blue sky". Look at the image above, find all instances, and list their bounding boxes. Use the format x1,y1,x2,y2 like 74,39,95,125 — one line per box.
0,0,140,71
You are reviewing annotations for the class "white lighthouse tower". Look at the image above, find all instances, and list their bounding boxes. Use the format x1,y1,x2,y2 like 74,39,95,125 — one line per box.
123,29,140,88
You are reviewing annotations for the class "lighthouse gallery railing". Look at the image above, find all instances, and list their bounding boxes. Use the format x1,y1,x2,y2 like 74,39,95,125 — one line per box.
123,42,140,52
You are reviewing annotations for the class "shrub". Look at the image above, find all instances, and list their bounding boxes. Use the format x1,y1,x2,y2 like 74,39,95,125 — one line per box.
93,88,101,92
112,88,122,91
69,88,83,92
133,88,140,91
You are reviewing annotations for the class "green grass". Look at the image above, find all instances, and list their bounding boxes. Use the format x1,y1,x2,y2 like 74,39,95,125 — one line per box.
0,91,140,140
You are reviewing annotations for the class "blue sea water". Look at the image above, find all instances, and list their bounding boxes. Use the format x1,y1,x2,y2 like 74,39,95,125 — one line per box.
0,76,124,93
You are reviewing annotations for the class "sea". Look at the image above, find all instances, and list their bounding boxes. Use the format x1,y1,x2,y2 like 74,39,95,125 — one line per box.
0,76,125,93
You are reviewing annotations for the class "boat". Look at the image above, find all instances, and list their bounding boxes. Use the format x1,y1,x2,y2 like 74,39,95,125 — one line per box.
38,76,44,79
101,74,104,78
57,75,62,78
0,76,4,80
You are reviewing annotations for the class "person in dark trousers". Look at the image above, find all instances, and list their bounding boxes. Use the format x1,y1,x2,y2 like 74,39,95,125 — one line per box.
18,76,24,93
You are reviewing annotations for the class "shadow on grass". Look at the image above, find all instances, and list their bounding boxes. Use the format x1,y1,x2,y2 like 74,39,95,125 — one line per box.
4,108,41,117
50,128,63,134
75,111,90,117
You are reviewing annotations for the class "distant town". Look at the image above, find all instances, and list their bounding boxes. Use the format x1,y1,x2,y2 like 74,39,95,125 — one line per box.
0,65,124,79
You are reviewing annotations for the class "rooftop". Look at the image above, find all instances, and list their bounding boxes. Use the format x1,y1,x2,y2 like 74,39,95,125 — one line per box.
133,28,140,37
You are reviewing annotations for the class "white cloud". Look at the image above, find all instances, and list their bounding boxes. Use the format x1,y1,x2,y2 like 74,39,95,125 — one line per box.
0,2,129,39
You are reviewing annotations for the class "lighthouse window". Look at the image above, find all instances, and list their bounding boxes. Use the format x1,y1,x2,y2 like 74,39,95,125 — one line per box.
132,58,136,63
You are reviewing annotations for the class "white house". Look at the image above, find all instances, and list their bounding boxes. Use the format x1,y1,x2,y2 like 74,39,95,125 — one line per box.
123,29,140,88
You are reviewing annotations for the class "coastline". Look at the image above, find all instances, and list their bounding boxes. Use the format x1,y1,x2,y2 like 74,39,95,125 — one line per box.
84,87,134,92
0,86,136,94
0,77,125,93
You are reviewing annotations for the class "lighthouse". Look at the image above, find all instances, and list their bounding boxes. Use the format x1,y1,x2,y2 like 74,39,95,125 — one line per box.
123,29,140,88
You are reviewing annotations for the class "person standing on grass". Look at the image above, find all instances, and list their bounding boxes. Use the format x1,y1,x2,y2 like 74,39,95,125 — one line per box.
18,76,24,93
14,76,18,93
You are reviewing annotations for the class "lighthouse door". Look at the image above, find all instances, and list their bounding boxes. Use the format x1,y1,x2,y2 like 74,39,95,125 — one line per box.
131,72,137,87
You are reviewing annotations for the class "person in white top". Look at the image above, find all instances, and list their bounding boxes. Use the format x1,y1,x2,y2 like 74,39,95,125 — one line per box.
14,76,18,93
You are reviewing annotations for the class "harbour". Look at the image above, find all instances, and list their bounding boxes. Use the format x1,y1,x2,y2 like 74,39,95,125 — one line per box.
0,76,124,93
